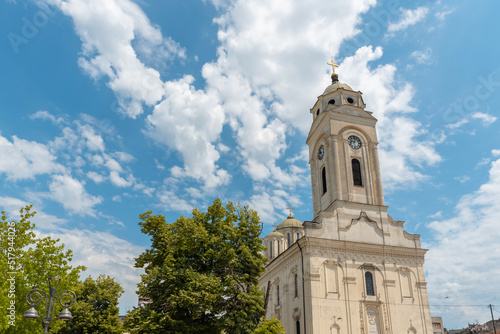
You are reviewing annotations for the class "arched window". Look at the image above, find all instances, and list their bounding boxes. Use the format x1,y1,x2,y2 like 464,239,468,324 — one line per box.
352,159,362,186
321,166,327,194
294,274,299,297
269,241,273,259
296,232,300,241
287,233,291,248
365,272,375,296
296,320,301,334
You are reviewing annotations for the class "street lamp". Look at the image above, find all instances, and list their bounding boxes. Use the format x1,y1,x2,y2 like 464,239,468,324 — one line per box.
23,277,76,334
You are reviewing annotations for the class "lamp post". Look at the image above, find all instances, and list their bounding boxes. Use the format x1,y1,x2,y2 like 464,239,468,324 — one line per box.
23,277,76,334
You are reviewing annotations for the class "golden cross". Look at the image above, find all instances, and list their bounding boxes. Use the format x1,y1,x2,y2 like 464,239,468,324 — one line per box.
272,222,278,230
286,204,294,217
327,58,339,75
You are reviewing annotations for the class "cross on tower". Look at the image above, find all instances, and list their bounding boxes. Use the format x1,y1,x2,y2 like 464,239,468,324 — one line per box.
286,204,294,217
327,58,339,75
272,222,278,230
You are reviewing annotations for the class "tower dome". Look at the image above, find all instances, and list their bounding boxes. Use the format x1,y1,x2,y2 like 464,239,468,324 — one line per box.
322,81,353,95
277,215,303,230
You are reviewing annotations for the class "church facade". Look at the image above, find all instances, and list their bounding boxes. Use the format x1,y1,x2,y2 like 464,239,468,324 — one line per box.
260,64,434,334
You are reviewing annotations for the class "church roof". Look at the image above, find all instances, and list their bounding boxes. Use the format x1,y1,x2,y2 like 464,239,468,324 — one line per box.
322,81,353,95
265,230,284,239
277,215,303,230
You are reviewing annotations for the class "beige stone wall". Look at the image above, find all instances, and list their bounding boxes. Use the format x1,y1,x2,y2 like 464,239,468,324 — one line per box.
260,238,433,334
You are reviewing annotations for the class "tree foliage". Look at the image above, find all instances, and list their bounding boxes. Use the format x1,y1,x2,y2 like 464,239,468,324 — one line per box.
253,317,286,334
0,206,85,333
57,274,124,334
125,199,268,334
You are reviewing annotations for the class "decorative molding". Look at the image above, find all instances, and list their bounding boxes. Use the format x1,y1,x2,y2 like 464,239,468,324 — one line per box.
383,304,390,334
403,230,420,241
304,220,323,229
340,210,389,236
416,281,427,288
359,303,365,334
383,280,396,287
292,307,301,320
305,273,321,282
344,276,356,285
387,214,405,227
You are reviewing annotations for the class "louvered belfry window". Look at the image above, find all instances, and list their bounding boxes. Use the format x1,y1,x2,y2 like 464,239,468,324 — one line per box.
352,159,362,186
321,166,327,194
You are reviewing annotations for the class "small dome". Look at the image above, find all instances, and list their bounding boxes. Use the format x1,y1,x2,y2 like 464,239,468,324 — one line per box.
265,230,284,238
277,215,303,230
323,81,353,95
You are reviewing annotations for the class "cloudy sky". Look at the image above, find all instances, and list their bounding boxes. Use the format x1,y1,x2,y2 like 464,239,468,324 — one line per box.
1,0,499,329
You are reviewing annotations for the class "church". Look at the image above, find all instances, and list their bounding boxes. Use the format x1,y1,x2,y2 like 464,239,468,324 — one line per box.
260,61,434,334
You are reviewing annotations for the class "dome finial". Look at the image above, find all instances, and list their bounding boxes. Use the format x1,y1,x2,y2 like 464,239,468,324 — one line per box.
286,204,295,218
327,58,339,83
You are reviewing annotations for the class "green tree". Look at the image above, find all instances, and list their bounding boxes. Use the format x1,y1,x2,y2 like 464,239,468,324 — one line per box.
125,198,267,334
253,317,286,334
57,274,124,334
0,206,85,333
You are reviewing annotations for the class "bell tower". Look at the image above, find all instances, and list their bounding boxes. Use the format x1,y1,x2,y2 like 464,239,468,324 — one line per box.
306,59,385,218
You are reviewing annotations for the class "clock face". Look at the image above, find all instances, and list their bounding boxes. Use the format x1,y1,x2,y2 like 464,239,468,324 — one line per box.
317,145,325,160
348,136,362,149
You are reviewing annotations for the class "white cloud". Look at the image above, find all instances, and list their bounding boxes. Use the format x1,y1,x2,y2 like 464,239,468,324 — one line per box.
0,135,64,180
435,8,455,21
446,118,469,129
492,149,500,157
156,188,194,212
154,158,165,170
109,170,134,187
471,112,497,126
428,211,442,219
112,151,134,163
30,110,66,125
339,46,441,189
145,75,229,189
426,158,500,326
475,157,490,169
49,174,103,216
453,175,470,183
80,124,105,151
44,0,185,118
40,0,437,195
387,7,429,33
0,196,68,229
87,171,106,183
410,48,432,64
246,189,302,224
39,227,144,314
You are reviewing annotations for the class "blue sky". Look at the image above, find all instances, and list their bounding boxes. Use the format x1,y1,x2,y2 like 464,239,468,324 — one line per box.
1,0,500,329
